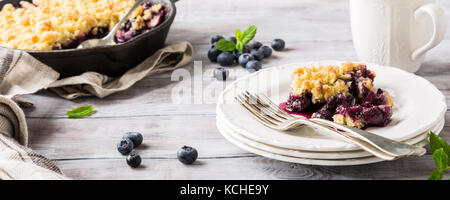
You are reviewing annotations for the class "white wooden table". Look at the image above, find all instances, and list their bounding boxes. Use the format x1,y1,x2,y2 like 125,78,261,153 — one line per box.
23,0,450,179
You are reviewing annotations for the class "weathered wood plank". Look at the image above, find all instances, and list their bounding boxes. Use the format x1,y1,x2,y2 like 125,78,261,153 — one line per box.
169,0,450,44
28,113,450,160
20,40,450,118
17,0,450,179
54,155,442,180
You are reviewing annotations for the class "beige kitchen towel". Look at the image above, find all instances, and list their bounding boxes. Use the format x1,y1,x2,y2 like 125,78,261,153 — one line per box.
0,42,194,99
0,42,193,179
0,96,68,180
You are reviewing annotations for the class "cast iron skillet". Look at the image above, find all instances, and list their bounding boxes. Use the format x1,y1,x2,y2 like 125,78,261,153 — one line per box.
0,0,177,78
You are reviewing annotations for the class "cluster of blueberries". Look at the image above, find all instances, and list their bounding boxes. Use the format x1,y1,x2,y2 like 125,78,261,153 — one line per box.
117,132,198,167
208,35,286,81
117,132,144,167
117,132,144,168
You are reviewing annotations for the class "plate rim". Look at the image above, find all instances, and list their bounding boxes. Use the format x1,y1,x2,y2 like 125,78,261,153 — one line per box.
217,113,444,159
216,120,436,166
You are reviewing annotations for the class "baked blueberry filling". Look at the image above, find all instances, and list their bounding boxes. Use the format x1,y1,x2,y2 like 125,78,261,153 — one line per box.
55,3,166,49
281,62,394,129
4,1,166,50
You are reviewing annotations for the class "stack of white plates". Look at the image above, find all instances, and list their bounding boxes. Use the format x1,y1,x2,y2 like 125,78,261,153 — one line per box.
216,61,447,166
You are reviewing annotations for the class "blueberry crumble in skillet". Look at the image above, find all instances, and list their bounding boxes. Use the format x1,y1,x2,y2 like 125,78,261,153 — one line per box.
0,0,166,50
279,62,394,129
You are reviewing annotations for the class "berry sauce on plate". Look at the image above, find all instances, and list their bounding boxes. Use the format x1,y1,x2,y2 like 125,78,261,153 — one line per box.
279,102,313,119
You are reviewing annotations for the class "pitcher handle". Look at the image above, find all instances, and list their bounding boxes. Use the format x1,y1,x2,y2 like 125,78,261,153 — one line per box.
411,3,447,61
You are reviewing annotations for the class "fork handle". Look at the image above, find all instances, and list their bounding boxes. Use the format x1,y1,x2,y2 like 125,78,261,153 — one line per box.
292,119,397,160
309,118,426,158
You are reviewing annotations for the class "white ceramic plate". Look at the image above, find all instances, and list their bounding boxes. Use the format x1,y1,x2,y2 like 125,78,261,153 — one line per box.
217,114,444,160
217,61,447,151
217,120,439,166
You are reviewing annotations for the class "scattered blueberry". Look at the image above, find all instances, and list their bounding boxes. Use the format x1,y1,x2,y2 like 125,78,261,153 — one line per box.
232,50,241,62
242,45,252,53
126,154,142,168
123,132,143,148
245,60,262,72
250,49,264,61
217,52,235,66
211,35,224,44
238,53,254,67
214,67,229,81
271,39,285,51
260,46,272,58
229,36,237,44
211,42,218,49
177,146,198,165
208,48,222,62
117,138,134,155
248,40,262,49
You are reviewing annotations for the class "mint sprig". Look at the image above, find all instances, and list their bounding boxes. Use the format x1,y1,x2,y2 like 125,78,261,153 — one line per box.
215,25,258,52
216,39,236,52
66,105,95,118
428,131,450,180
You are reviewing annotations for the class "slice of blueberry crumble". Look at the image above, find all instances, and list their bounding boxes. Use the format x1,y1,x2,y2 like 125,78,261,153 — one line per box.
281,62,394,129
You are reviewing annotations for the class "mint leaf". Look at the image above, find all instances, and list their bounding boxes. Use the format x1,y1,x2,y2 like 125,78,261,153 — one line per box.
236,29,243,42
235,29,244,51
428,169,444,180
66,105,95,118
241,25,257,45
236,42,244,52
234,25,257,51
216,39,236,52
429,131,450,160
430,132,443,153
433,148,449,170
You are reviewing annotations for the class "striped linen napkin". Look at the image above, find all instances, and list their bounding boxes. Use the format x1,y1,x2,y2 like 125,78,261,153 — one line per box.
0,42,193,179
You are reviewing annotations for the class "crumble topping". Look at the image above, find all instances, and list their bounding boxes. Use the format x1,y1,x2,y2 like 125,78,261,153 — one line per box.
0,0,139,50
285,62,393,129
290,62,376,104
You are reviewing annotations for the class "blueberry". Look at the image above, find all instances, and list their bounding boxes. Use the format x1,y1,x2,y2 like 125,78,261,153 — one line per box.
245,60,262,72
207,48,222,62
177,146,198,165
211,42,218,49
260,46,272,58
248,40,262,49
211,35,224,44
232,50,241,62
117,138,134,155
250,49,264,61
214,67,229,81
217,52,235,66
228,36,237,44
242,45,252,53
271,39,285,51
126,154,142,168
238,53,254,67
122,132,143,148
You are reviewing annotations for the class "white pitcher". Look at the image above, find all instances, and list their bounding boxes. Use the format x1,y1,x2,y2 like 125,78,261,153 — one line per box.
349,0,447,72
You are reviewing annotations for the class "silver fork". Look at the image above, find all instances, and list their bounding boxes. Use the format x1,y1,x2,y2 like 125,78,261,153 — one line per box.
235,91,427,160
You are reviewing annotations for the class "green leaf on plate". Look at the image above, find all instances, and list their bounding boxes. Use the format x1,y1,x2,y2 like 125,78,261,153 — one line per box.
428,169,443,180
215,39,236,52
66,105,95,118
